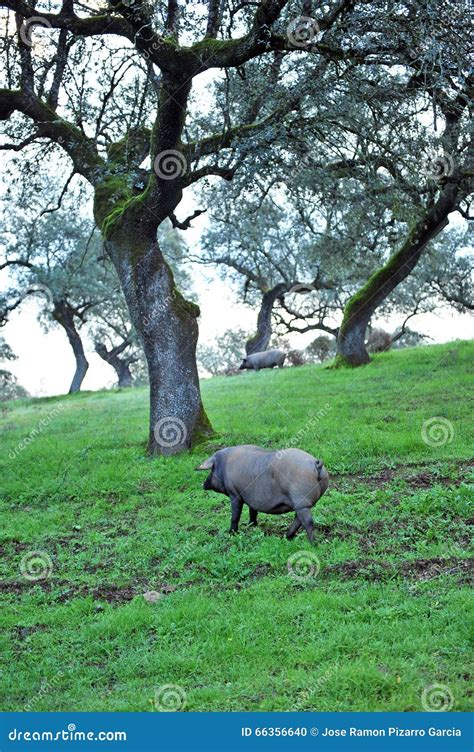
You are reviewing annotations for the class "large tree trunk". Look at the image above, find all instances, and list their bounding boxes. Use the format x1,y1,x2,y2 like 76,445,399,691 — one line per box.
246,283,288,354
94,341,134,387
91,70,212,455
53,300,89,393
335,187,456,367
104,227,212,455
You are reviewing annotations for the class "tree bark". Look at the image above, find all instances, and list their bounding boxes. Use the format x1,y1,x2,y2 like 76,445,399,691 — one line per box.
94,341,134,387
245,283,288,354
104,225,212,455
335,189,456,367
53,300,89,393
90,67,214,455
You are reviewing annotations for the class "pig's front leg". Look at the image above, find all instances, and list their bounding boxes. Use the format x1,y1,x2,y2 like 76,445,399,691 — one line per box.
248,507,258,526
229,496,244,534
295,507,315,544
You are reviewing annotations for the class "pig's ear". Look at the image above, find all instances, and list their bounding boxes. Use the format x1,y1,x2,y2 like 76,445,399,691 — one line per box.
195,455,215,471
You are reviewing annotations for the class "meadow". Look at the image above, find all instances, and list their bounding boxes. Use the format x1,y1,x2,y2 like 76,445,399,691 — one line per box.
0,340,472,712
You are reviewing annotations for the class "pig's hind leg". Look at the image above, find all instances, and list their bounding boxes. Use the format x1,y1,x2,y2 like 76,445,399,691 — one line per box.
295,507,315,544
286,515,302,540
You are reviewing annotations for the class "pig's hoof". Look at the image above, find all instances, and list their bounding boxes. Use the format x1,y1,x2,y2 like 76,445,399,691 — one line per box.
228,529,238,535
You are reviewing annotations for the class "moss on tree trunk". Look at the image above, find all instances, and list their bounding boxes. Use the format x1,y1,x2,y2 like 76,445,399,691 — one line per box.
336,190,455,367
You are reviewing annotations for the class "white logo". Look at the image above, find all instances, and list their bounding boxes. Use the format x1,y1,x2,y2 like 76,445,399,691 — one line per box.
153,150,187,180
423,153,454,182
19,16,53,47
153,417,187,448
23,283,54,307
287,550,321,581
287,17,320,48
288,283,317,294
154,684,187,711
20,550,53,581
421,417,454,447
421,683,454,712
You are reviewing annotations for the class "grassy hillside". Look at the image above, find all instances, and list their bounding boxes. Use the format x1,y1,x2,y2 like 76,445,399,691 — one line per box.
0,340,472,712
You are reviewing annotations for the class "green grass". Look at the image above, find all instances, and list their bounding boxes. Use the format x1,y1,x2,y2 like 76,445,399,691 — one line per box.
0,340,472,712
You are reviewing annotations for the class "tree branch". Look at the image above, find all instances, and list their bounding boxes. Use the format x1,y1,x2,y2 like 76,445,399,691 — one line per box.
170,209,206,230
0,88,103,183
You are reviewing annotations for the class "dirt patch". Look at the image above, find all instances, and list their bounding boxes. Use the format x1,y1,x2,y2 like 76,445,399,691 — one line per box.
400,557,473,582
0,579,177,605
87,585,136,603
103,492,123,504
57,581,180,604
41,537,87,552
358,516,472,553
325,558,393,580
330,460,473,492
0,540,30,556
325,556,473,584
404,473,466,490
13,624,48,640
136,480,156,493
254,520,358,540
0,579,56,594
83,561,111,573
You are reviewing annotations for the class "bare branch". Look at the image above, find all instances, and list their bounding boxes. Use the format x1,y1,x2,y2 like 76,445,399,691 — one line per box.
170,209,206,230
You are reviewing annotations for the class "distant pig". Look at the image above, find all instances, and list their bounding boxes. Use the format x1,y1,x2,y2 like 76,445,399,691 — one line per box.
239,349,286,370
196,445,329,543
